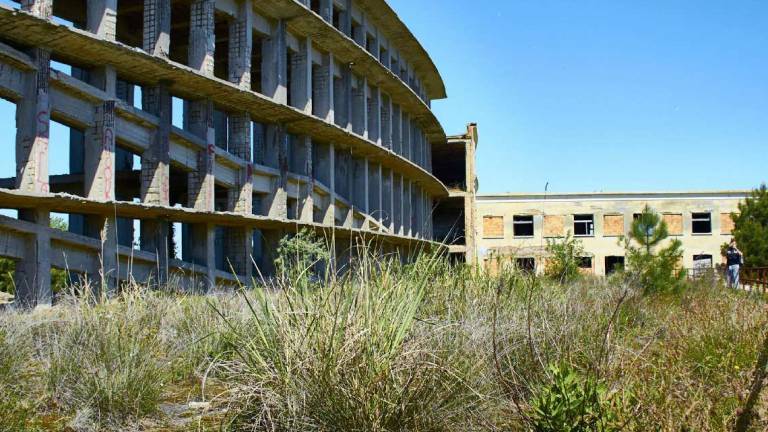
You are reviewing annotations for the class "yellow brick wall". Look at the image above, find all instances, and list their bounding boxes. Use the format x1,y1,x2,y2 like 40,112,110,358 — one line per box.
482,216,504,238
603,215,624,236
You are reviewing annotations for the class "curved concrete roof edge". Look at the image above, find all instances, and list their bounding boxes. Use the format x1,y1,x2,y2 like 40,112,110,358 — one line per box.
362,0,447,100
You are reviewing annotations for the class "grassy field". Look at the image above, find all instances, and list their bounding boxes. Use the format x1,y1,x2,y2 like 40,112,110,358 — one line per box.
1,253,767,431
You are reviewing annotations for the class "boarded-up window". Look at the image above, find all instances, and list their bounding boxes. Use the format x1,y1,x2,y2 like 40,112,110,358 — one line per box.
482,216,504,239
543,215,565,238
721,213,736,235
663,214,683,236
603,215,624,236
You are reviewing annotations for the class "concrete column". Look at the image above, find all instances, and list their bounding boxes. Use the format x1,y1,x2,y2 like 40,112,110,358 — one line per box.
262,125,288,218
290,37,312,112
313,53,334,123
403,179,411,236
382,168,393,231
393,173,402,235
225,1,255,282
262,20,288,104
260,228,283,277
84,101,116,202
186,100,216,211
367,85,380,144
20,0,51,18
16,48,50,195
188,0,215,76
402,113,411,160
87,0,117,40
295,136,314,222
319,0,332,22
367,161,381,223
143,0,171,57
412,125,421,167
334,64,350,129
84,101,119,293
228,0,253,90
140,82,171,285
15,210,51,307
412,184,421,238
341,0,353,36
224,224,252,279
392,104,401,155
185,99,216,289
313,142,335,225
14,48,51,307
380,94,392,150
352,156,368,214
228,113,253,209
351,75,367,137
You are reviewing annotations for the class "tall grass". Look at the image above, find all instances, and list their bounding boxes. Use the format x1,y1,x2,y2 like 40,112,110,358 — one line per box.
0,248,766,431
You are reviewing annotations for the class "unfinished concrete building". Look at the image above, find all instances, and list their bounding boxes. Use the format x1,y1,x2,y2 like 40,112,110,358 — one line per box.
0,0,456,306
431,123,478,263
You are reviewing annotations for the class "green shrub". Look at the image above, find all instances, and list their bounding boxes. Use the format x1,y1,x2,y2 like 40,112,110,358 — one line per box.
530,364,630,432
544,232,586,284
274,229,330,286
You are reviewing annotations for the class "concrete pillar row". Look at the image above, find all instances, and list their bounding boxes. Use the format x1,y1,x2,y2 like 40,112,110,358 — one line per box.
290,37,312,113
143,0,171,57
14,47,52,307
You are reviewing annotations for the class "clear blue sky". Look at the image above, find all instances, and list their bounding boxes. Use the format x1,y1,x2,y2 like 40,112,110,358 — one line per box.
0,0,765,195
390,0,768,194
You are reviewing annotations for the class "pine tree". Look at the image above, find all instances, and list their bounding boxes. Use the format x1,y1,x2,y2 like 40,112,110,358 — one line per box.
625,205,686,294
731,184,768,267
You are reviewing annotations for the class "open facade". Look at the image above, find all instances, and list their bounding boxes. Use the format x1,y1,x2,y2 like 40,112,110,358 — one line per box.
0,0,461,306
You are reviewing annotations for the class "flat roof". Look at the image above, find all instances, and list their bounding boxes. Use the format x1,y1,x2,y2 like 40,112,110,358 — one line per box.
363,0,447,100
478,190,751,202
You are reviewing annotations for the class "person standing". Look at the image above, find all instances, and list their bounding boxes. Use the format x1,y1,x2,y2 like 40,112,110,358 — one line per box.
725,239,744,289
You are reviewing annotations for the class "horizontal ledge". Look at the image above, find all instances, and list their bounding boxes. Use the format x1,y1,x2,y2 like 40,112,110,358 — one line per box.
0,188,442,249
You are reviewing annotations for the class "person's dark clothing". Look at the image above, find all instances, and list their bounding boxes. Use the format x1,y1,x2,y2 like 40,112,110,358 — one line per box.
726,247,743,267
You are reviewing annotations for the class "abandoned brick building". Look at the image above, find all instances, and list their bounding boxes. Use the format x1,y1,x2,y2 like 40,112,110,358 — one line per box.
0,0,475,306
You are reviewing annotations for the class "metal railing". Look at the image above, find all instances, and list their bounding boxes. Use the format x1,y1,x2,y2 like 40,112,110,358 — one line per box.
742,267,768,293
